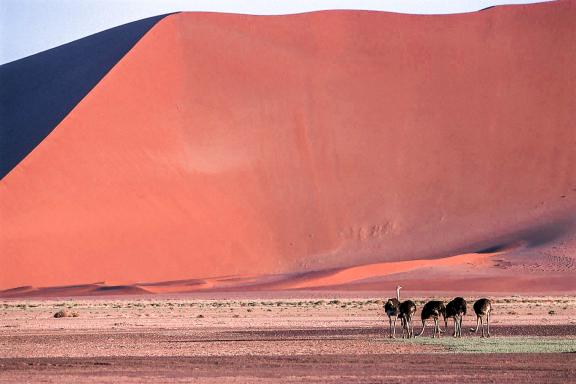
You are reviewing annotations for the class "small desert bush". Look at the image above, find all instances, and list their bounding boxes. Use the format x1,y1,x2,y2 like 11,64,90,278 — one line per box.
53,310,79,318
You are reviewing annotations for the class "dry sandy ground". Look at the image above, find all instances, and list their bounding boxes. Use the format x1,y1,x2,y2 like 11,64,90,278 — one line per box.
1,293,575,383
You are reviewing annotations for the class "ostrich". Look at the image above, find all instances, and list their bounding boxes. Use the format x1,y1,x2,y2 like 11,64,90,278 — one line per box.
445,297,467,337
384,286,402,338
399,299,417,338
417,300,446,338
470,298,492,337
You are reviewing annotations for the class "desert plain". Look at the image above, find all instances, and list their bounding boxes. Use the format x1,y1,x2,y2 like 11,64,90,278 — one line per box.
1,292,575,383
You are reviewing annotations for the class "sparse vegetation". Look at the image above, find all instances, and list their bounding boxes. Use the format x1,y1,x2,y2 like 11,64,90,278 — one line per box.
410,337,576,354
53,310,79,318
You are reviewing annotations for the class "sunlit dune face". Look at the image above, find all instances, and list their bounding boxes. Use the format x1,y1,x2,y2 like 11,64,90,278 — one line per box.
1,1,576,289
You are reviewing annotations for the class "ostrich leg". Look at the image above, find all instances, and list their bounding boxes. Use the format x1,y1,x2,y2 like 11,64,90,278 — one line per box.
417,320,426,337
486,312,491,338
470,316,480,333
480,317,485,338
406,318,411,338
436,318,443,338
406,319,410,338
392,317,397,338
457,317,461,337
454,316,460,337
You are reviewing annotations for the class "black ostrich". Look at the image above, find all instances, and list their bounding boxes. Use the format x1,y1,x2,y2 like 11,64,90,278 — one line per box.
470,298,492,337
399,299,417,338
384,286,402,338
445,297,467,337
417,300,446,338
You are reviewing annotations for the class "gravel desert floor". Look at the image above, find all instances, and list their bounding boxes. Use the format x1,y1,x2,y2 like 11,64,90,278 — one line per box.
1,293,575,383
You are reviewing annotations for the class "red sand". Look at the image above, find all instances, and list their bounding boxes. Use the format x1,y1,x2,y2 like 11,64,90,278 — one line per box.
5,354,576,384
2,245,574,298
1,1,576,290
0,296,575,383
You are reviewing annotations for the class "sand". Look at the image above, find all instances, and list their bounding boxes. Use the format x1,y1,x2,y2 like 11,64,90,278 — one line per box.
1,294,575,382
2,244,575,297
2,1,576,290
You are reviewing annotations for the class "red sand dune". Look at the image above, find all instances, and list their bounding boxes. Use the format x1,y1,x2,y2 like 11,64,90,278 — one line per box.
1,1,576,292
2,243,574,297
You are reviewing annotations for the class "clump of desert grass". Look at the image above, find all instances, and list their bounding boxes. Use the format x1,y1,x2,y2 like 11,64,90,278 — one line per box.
53,309,79,318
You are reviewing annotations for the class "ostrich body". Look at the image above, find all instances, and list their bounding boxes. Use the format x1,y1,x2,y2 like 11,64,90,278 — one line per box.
417,300,446,338
384,286,402,338
470,298,492,337
445,297,467,337
399,300,417,338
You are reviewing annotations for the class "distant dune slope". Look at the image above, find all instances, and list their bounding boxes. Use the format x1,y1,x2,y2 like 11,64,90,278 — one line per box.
1,1,575,290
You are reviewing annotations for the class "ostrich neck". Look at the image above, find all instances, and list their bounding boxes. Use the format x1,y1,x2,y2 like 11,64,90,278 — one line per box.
396,289,400,301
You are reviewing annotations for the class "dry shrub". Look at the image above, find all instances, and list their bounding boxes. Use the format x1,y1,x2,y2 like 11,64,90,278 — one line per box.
53,310,79,318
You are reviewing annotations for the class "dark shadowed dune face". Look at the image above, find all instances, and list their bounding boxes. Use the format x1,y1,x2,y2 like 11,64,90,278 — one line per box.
473,215,576,253
0,14,169,179
1,1,575,291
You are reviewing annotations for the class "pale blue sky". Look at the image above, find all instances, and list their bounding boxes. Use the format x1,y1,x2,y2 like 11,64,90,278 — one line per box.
0,0,552,65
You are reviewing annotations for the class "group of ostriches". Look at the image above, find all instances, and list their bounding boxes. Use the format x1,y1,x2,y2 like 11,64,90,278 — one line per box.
384,286,492,338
